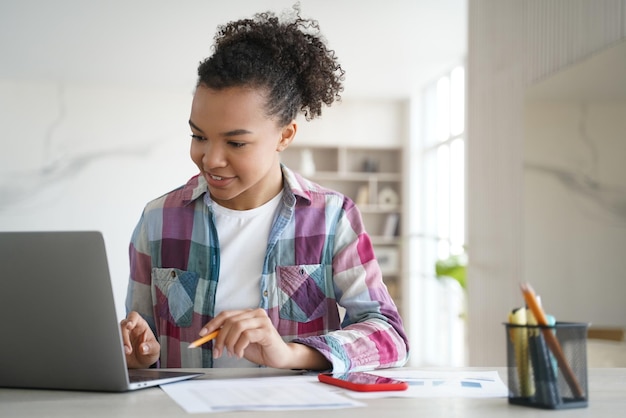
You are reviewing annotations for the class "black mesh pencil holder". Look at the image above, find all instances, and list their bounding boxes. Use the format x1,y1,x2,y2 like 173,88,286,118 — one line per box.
505,322,589,409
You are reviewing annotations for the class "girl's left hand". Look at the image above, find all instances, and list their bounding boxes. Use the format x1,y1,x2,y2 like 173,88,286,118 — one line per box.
200,308,330,370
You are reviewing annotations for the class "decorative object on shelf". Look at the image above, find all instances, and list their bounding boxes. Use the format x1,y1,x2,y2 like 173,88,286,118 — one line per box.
356,185,370,206
362,157,379,173
377,187,399,209
300,148,316,176
382,213,400,238
375,247,399,275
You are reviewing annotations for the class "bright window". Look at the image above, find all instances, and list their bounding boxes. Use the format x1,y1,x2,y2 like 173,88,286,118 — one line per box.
409,65,466,366
421,66,465,268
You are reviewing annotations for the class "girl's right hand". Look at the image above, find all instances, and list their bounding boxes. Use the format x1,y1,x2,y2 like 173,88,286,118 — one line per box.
120,311,160,368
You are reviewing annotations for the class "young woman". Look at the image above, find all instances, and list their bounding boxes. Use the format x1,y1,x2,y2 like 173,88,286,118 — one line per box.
121,7,409,373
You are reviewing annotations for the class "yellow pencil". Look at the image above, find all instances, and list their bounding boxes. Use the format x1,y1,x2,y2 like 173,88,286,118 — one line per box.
508,307,534,397
188,330,220,349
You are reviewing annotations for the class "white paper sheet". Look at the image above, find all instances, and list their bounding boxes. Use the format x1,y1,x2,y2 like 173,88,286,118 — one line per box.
343,370,509,399
160,375,365,414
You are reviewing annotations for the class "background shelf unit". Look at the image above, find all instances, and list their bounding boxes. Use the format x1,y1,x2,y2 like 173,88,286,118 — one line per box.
280,145,404,309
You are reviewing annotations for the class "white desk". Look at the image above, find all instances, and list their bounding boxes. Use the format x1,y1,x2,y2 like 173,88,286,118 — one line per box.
1,368,625,417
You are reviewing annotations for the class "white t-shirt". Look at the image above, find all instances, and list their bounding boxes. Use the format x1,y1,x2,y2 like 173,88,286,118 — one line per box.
211,191,283,367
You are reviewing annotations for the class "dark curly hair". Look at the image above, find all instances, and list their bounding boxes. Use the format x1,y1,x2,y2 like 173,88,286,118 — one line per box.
196,5,344,126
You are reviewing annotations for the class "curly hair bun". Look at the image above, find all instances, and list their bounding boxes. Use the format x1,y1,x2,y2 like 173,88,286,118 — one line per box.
197,4,345,125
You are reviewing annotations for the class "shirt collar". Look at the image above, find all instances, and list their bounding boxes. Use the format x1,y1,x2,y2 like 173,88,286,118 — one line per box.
180,174,208,206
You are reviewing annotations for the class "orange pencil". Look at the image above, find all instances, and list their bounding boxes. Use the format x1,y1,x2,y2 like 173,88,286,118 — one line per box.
520,283,584,399
188,330,220,349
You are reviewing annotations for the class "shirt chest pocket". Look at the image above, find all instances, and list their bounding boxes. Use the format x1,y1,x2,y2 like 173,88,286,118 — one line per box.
276,264,329,322
152,268,200,328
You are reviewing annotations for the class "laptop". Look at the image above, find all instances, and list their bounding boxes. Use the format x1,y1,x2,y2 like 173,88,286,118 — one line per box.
0,230,203,392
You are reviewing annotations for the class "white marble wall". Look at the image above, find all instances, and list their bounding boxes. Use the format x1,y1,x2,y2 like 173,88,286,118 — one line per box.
524,101,626,326
0,81,198,318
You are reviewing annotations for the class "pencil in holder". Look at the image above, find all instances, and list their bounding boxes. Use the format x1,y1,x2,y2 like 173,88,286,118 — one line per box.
504,322,589,409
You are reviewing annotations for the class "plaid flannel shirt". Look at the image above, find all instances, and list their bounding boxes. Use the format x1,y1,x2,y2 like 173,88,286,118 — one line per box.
125,165,409,372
